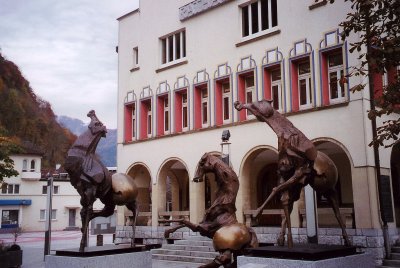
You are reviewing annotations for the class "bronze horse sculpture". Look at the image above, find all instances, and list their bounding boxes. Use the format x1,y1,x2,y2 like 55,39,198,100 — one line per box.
164,153,258,268
65,110,139,252
234,100,351,248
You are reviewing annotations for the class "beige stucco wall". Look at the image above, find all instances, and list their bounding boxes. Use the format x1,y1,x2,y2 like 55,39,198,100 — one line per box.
116,0,398,229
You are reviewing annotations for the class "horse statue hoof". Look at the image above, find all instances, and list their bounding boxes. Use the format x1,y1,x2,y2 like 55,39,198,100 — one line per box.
277,235,285,246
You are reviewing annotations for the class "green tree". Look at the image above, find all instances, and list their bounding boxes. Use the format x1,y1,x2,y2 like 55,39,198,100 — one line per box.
329,0,400,147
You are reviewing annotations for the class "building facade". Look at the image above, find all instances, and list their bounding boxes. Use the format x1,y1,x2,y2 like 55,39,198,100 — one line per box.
116,0,400,261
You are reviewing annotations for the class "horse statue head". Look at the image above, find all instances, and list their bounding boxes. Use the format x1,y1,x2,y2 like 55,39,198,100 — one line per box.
193,153,221,182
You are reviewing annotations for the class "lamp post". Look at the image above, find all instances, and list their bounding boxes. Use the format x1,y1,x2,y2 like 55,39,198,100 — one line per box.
44,175,53,260
221,130,231,166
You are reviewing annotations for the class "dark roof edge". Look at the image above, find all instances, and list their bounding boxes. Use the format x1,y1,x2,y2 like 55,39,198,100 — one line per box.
117,8,139,21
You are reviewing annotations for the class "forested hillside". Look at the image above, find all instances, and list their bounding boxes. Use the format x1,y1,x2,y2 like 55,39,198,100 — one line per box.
0,53,76,168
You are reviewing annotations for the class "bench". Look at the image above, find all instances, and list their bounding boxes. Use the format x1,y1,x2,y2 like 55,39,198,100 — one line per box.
243,209,285,227
299,207,354,228
158,211,190,226
125,211,152,226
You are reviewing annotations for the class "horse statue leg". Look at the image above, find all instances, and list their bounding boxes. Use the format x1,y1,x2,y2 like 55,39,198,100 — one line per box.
324,189,351,246
279,191,294,248
79,184,97,252
125,200,138,247
164,219,208,239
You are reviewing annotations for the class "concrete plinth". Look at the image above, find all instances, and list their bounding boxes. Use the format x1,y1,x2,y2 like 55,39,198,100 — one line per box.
238,253,374,268
45,250,151,268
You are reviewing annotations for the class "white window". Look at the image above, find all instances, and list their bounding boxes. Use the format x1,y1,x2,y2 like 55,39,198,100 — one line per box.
164,96,169,133
182,92,188,131
133,47,139,68
161,30,186,65
22,160,28,172
222,82,231,123
271,69,283,111
40,209,57,220
1,184,20,194
328,53,345,102
298,61,313,109
147,103,152,137
30,160,35,171
40,209,45,220
132,105,136,140
42,185,47,195
245,75,256,118
242,0,278,38
201,88,208,127
53,185,59,194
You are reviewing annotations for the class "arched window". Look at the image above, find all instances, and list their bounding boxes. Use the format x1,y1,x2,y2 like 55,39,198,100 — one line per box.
22,160,28,172
30,160,36,171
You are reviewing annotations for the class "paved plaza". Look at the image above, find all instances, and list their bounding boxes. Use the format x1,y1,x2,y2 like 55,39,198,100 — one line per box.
0,231,198,268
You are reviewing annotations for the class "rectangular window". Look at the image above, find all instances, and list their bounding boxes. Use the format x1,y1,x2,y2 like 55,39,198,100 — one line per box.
245,75,256,118
52,209,57,220
164,96,169,133
42,185,47,195
1,184,7,194
53,185,59,195
328,53,345,102
182,93,188,130
2,210,18,225
242,0,278,38
201,88,208,126
40,209,57,220
132,105,136,139
1,184,20,194
222,82,231,122
40,209,46,220
133,47,139,67
271,68,282,111
161,30,186,65
298,60,312,108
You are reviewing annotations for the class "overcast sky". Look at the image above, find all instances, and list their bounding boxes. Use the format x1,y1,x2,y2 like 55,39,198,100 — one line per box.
0,0,139,129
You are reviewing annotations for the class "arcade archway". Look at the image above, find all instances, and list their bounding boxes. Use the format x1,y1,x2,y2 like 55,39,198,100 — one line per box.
157,158,190,223
126,163,152,226
313,139,355,228
240,146,280,226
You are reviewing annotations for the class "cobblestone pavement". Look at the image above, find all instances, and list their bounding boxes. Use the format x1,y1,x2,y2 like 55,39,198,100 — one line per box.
0,231,199,268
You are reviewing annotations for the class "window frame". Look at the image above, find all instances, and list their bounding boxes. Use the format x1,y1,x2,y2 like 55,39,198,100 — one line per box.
298,60,313,109
160,29,186,66
241,0,278,39
1,183,20,194
245,75,256,119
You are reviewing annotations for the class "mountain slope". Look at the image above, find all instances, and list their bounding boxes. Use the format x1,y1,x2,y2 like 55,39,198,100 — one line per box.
0,53,76,168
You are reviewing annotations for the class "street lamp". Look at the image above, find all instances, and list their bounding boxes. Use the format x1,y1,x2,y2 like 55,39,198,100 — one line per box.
221,130,231,166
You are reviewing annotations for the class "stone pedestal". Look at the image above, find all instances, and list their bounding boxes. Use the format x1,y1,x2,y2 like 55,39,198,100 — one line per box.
238,252,374,268
45,245,152,268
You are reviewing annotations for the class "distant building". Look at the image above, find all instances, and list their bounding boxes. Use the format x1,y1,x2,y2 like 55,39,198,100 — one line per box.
115,0,400,261
0,142,114,232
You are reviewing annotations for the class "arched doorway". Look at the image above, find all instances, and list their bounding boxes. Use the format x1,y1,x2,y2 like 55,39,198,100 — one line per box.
391,142,400,226
126,163,152,226
157,159,190,224
313,139,355,228
240,146,280,226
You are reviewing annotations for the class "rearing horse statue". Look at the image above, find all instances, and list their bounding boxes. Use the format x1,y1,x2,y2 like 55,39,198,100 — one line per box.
234,100,351,248
164,153,258,268
65,110,139,252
